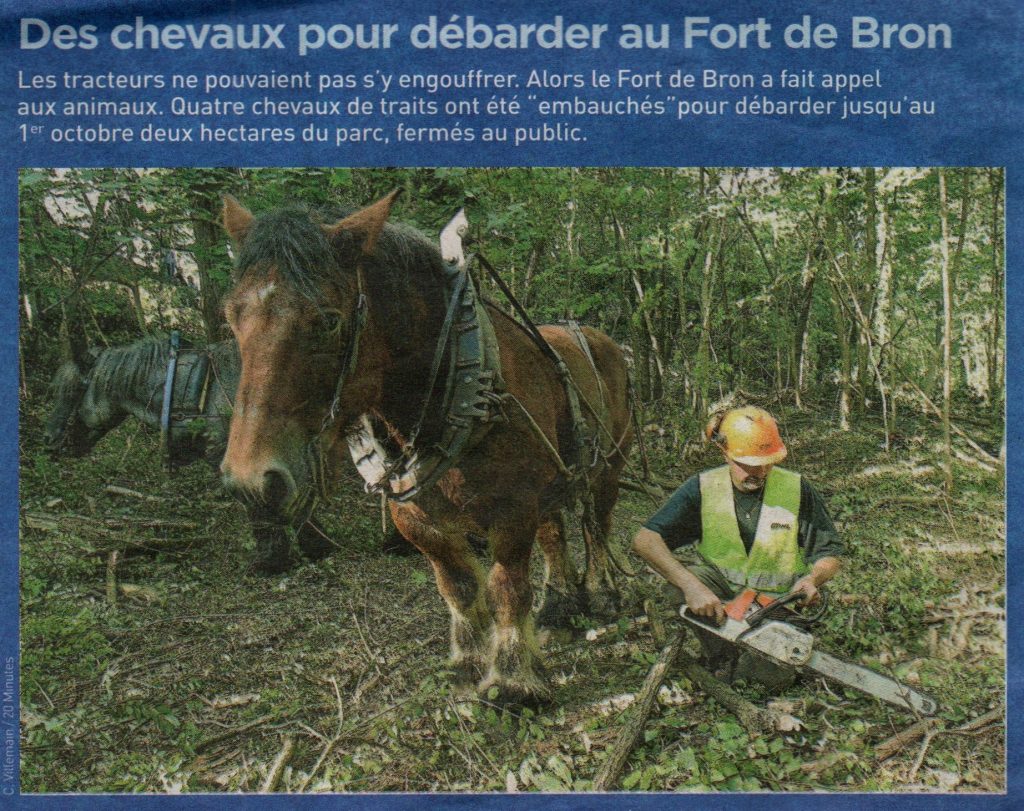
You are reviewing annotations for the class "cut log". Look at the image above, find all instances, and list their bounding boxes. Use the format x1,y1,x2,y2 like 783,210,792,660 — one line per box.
593,630,779,790
678,656,777,734
593,633,684,790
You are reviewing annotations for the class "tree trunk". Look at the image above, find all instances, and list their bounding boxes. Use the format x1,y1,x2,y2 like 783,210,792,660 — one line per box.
829,283,852,430
987,169,1004,411
631,267,666,399
793,248,817,409
938,170,954,494
695,222,722,417
188,181,234,343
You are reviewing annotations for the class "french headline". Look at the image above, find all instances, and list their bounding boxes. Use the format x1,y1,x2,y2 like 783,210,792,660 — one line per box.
19,15,953,55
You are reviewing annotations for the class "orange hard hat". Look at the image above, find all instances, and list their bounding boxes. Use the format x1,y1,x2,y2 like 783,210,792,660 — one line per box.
706,406,787,465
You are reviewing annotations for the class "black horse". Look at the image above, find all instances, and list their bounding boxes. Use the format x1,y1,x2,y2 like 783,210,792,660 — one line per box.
43,336,335,573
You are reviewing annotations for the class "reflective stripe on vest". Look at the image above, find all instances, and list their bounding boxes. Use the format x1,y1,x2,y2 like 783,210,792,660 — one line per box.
697,465,807,594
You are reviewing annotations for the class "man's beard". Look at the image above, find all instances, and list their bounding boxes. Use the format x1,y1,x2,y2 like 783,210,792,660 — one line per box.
736,477,766,493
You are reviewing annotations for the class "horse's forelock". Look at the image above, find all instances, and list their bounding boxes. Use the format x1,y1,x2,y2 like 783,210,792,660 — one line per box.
235,207,339,300
234,204,447,305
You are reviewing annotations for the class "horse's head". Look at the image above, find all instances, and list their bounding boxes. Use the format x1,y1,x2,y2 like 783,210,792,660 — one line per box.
219,191,402,521
43,355,98,456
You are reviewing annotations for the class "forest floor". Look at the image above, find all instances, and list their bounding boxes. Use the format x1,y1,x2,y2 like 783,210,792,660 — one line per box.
19,395,1005,794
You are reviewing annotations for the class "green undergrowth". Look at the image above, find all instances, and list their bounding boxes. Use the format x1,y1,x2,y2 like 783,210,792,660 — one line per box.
19,397,1004,793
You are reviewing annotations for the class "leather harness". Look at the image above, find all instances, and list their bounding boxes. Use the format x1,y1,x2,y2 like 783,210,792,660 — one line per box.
346,261,505,501
159,330,215,472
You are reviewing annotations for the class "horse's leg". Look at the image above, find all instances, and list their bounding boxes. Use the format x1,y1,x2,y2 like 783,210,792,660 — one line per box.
392,504,490,685
582,479,622,621
535,511,584,631
480,512,550,704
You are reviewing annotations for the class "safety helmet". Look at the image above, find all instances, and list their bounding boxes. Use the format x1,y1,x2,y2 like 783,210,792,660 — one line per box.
705,406,787,466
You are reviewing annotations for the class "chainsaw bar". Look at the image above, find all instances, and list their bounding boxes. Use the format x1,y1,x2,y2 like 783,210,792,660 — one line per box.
680,607,938,716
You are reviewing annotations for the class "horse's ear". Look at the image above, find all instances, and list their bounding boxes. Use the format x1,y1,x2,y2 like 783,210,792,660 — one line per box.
222,195,254,244
325,189,402,255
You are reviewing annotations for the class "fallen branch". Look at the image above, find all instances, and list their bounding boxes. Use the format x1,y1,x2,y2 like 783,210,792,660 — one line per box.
104,485,167,502
23,511,202,556
895,369,1001,465
593,633,685,790
24,511,197,531
800,750,857,777
260,735,295,793
942,707,1003,735
875,718,943,762
194,714,276,754
678,656,778,734
105,551,119,608
874,707,1003,763
618,478,667,500
593,626,786,790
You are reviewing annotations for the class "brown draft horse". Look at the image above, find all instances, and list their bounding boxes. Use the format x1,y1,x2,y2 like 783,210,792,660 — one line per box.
220,191,633,704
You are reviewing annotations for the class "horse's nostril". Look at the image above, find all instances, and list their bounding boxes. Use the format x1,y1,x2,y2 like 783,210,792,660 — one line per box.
262,469,292,510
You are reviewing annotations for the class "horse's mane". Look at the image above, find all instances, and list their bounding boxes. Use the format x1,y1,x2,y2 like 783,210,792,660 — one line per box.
234,204,448,321
91,338,169,398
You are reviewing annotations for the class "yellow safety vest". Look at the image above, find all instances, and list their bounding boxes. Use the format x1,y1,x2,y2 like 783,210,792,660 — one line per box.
696,465,807,594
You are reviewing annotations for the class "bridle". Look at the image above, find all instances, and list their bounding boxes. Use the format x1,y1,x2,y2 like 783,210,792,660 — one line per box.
300,257,370,503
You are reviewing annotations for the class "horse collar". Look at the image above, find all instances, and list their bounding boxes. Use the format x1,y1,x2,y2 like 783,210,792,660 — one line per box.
159,332,216,473
346,262,504,501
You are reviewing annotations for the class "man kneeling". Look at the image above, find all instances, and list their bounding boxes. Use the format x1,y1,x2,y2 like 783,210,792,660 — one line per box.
632,407,843,690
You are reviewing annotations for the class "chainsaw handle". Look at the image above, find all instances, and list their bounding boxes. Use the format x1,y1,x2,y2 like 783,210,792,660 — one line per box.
682,606,727,628
743,590,805,629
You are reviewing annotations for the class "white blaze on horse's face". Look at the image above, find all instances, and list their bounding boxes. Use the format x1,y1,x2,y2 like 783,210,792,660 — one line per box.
218,190,402,517
220,274,321,516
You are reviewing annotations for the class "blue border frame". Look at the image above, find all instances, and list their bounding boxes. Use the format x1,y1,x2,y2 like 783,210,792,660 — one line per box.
2,0,1020,807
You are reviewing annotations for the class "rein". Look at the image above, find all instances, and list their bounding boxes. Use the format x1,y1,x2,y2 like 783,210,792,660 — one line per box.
475,251,640,578
316,259,369,440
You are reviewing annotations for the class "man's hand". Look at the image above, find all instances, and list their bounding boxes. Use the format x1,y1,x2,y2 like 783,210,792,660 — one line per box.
792,558,841,606
683,583,726,625
792,575,820,606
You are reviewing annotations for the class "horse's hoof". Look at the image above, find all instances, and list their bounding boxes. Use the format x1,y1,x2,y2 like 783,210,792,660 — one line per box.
477,673,552,708
536,588,584,631
449,655,485,687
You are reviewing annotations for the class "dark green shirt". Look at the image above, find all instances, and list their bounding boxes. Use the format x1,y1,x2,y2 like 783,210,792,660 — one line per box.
643,471,844,563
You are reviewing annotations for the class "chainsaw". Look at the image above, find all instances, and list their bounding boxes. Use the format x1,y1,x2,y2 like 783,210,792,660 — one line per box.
680,588,938,716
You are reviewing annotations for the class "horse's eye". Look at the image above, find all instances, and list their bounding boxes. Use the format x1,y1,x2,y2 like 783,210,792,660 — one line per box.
320,311,344,338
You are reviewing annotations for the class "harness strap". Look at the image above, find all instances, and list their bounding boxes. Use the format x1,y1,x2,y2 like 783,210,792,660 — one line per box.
159,331,181,472
407,266,469,447
318,261,369,439
196,353,213,415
